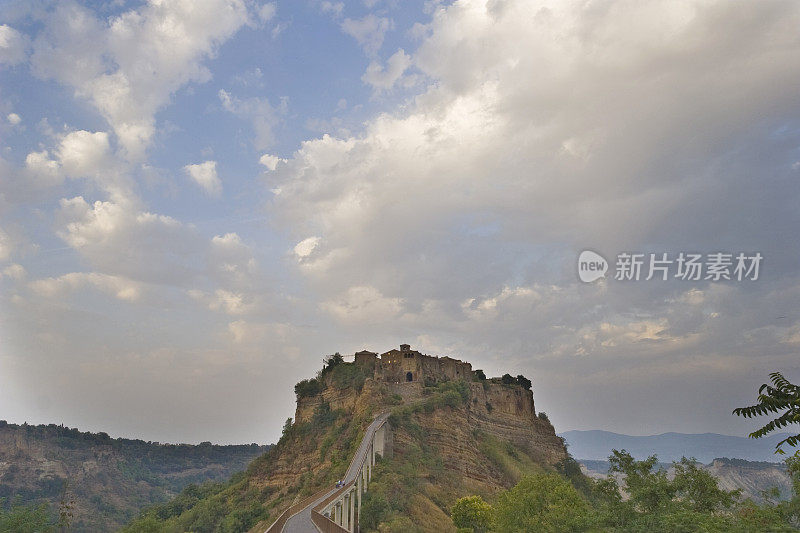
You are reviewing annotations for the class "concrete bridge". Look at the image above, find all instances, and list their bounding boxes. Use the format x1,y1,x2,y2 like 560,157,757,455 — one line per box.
265,412,391,533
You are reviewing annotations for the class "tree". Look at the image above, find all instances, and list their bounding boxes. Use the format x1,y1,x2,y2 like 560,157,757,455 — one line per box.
671,458,739,513
500,373,515,385
451,495,492,533
294,378,322,398
361,493,390,530
474,369,486,381
322,353,344,373
0,498,55,533
493,474,589,532
516,375,532,390
281,418,293,439
607,450,674,514
733,371,800,453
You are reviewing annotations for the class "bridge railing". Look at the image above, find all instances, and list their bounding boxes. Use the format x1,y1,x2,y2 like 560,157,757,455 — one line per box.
263,490,327,533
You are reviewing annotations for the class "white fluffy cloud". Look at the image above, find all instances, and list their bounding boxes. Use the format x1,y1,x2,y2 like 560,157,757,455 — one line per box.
259,153,286,171
362,49,412,91
184,160,222,197
270,0,800,299
23,130,126,198
219,89,280,150
6,113,21,125
293,236,320,260
30,0,250,159
320,285,404,324
55,196,201,285
57,130,112,178
263,0,800,427
29,272,143,302
341,14,392,56
0,25,29,65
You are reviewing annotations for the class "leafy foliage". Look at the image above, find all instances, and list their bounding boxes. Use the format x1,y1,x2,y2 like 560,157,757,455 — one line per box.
451,495,492,532
733,371,800,453
515,375,532,391
0,498,56,533
294,378,322,399
493,474,590,532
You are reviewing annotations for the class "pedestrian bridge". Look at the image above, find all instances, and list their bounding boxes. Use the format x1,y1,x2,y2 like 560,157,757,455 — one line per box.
264,412,390,533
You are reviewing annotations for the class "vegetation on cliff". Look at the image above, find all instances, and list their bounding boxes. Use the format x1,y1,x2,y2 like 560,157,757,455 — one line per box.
124,360,379,533
0,422,269,532
448,449,800,532
355,379,563,532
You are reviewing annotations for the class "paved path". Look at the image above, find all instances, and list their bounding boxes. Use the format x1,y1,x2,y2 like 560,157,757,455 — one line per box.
281,413,390,533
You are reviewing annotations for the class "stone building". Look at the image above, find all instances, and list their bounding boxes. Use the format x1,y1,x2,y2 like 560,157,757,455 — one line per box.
354,344,473,384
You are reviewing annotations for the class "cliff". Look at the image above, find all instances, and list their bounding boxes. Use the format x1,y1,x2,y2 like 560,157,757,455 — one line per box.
123,350,566,533
0,422,269,532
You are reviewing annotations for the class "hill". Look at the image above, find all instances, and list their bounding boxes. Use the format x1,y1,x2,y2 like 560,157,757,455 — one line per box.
0,421,270,531
124,346,567,533
560,430,792,463
579,458,792,503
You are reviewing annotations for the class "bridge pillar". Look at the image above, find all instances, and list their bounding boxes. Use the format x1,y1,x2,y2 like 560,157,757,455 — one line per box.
349,489,355,532
343,494,349,531
374,424,385,459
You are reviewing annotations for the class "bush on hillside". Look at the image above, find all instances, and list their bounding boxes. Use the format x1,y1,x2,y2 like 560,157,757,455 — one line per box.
294,378,322,399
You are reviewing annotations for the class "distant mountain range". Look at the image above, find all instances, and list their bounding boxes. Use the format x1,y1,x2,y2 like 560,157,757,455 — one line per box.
559,430,792,463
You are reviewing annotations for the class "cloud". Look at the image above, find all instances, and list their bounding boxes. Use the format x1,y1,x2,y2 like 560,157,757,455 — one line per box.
320,285,404,324
183,160,222,197
57,130,112,178
29,272,143,302
22,129,128,199
30,0,250,159
320,2,344,18
258,3,277,23
2,264,26,281
0,227,12,262
25,150,62,187
55,196,202,285
293,236,321,260
362,48,412,91
0,25,29,65
341,14,392,56
262,0,800,437
219,89,281,150
259,153,286,171
6,113,21,125
210,232,256,285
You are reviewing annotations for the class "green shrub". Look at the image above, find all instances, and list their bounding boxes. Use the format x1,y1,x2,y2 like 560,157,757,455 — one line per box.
294,378,322,399
328,363,366,391
494,474,590,532
360,492,390,530
451,495,492,533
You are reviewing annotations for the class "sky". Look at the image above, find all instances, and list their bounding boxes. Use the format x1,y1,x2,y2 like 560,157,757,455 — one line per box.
0,0,799,445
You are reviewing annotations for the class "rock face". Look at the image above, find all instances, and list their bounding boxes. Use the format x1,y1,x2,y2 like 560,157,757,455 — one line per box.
125,351,567,533
0,423,269,532
289,361,565,506
705,459,793,502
